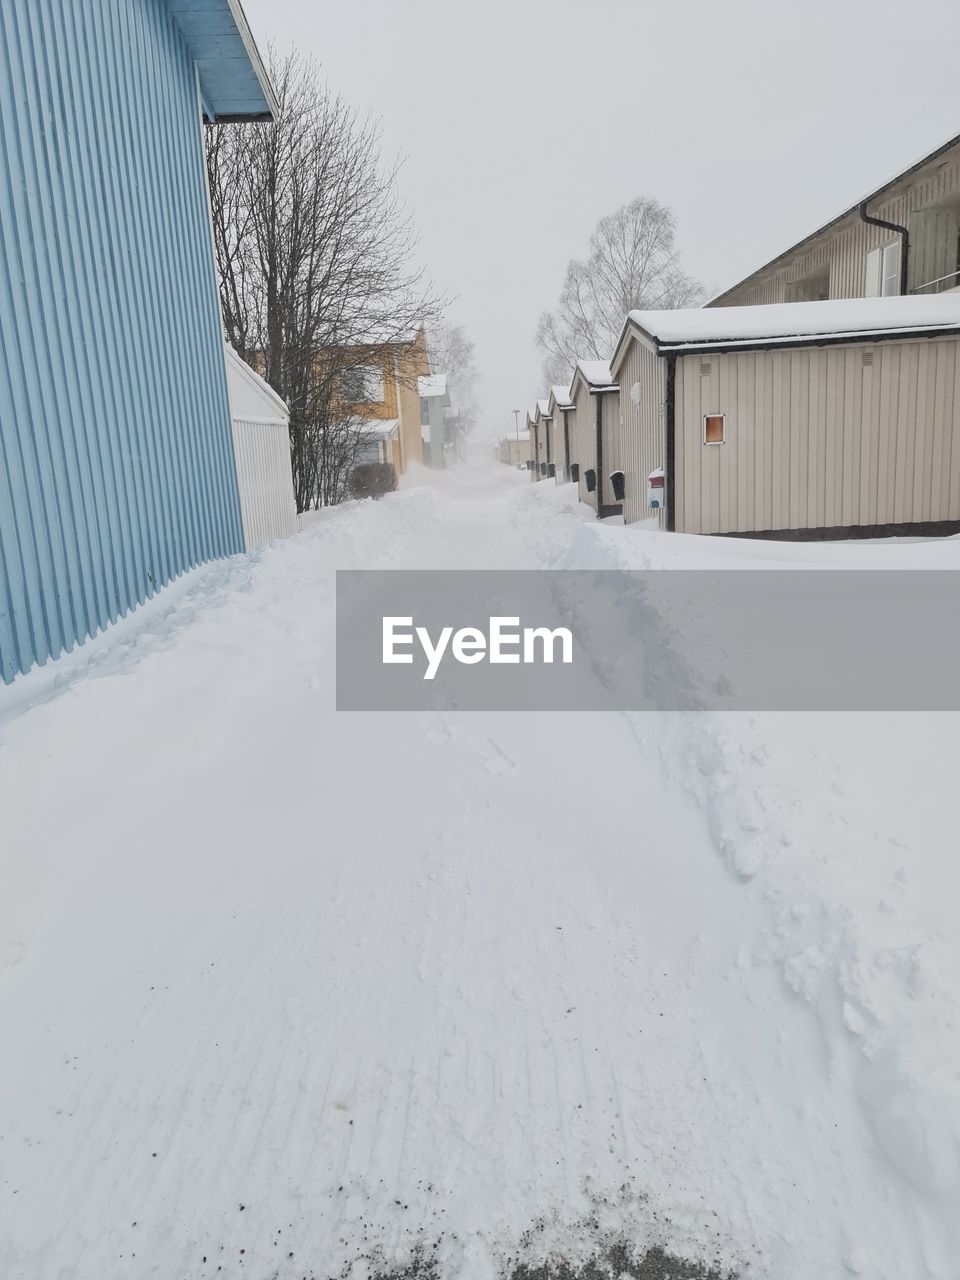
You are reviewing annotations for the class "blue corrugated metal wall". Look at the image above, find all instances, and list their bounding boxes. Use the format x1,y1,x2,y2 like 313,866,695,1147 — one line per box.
0,0,244,682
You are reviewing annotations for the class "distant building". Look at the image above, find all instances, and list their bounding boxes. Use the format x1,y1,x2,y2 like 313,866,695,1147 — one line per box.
418,374,451,468
569,361,621,518
534,399,554,477
713,132,960,308
335,328,432,476
547,385,576,482
0,0,275,682
498,432,532,468
526,409,540,480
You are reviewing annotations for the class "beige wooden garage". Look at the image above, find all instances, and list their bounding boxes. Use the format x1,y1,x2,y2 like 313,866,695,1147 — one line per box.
547,384,576,480
569,359,622,517
534,399,554,476
611,295,960,537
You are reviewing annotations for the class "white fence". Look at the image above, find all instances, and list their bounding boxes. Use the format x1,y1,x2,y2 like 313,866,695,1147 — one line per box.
231,416,299,550
297,508,329,532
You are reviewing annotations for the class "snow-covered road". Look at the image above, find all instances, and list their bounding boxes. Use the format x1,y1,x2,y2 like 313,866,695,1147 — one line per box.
1,464,957,1280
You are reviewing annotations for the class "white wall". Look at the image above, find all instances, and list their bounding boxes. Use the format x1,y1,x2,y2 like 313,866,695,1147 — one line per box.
231,418,300,549
224,347,299,550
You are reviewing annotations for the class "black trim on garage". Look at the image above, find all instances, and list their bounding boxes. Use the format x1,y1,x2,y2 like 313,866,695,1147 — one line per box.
665,354,677,533
719,519,960,542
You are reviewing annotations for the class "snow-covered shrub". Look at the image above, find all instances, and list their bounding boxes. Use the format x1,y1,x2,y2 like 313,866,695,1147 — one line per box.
349,462,398,500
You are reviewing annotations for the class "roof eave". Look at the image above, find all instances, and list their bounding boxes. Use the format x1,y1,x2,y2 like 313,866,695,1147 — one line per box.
224,0,278,118
168,0,277,123
659,323,960,356
710,129,960,306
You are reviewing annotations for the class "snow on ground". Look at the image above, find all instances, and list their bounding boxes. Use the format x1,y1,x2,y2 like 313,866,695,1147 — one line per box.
1,463,958,1280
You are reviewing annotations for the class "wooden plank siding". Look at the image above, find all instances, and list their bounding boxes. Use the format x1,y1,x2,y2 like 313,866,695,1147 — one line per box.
534,407,553,475
615,333,666,526
571,381,596,509
674,336,960,535
569,384,621,511
601,392,624,507
555,407,577,478
714,144,960,306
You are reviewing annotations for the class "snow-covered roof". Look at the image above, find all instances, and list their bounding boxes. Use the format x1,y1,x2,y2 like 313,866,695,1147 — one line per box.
224,344,289,423
418,374,448,399
619,296,960,358
549,384,573,410
572,358,617,391
536,398,551,417
355,417,400,439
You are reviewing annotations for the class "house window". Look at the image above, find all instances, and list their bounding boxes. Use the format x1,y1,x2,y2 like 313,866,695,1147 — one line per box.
864,241,900,297
703,414,726,445
342,364,385,403
355,440,382,464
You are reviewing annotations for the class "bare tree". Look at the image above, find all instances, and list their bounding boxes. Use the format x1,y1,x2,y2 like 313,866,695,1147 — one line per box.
536,197,705,385
427,322,480,441
206,50,444,510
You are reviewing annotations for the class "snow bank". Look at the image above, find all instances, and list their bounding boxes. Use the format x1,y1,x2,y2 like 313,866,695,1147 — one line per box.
512,483,960,1272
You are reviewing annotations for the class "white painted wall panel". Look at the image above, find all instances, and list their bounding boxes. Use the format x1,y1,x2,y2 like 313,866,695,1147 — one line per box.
231,418,298,549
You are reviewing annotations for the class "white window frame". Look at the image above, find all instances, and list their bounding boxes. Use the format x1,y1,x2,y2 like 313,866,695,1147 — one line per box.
703,413,726,445
880,241,900,296
864,241,900,297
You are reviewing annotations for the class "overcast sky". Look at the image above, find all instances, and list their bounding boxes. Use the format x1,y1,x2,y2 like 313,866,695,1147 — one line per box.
243,0,960,440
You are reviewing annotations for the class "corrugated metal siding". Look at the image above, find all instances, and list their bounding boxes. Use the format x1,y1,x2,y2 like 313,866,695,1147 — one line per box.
231,418,298,550
0,0,243,682
674,336,960,534
616,335,666,527
717,148,960,306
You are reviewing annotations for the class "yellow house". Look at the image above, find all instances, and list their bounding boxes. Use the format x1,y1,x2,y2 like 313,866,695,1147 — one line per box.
337,327,432,476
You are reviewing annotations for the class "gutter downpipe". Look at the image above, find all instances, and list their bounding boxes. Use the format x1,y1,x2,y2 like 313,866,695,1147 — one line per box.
665,355,677,532
595,393,603,516
858,200,910,295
